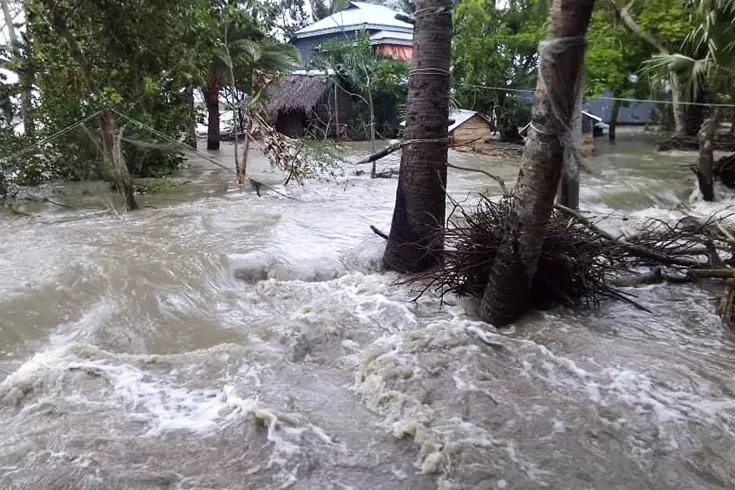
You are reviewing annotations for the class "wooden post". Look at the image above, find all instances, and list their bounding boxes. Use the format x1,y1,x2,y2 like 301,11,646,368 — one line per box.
334,82,340,140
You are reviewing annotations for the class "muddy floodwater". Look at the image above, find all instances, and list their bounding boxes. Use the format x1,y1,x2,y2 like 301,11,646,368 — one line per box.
1,131,735,489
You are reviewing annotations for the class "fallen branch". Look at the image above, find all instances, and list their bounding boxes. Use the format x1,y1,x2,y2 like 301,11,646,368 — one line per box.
370,225,388,240
355,141,402,165
689,268,735,279
555,204,703,268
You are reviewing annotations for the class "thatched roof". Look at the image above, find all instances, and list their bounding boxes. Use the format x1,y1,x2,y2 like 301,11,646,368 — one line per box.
269,74,332,115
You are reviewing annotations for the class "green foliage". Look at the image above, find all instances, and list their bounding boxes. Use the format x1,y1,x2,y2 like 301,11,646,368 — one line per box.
643,0,735,98
310,0,350,21
312,31,409,139
24,0,212,181
584,3,650,99
452,0,548,139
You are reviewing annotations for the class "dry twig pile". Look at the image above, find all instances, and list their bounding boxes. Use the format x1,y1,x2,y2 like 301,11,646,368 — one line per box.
406,194,735,324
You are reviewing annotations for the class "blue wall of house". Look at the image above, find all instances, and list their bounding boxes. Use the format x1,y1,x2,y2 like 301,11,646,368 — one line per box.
584,90,654,125
292,31,367,67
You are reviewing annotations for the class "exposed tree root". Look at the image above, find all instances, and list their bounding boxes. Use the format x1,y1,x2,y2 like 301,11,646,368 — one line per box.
404,194,735,328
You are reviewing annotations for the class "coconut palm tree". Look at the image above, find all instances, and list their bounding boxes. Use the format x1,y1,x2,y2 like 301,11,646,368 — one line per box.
480,0,595,327
644,0,735,201
382,0,453,273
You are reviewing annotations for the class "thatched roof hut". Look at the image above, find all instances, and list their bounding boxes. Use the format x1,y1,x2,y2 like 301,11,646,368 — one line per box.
269,72,351,138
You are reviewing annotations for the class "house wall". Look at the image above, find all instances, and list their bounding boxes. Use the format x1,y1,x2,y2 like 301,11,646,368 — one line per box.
292,31,362,67
584,90,654,125
275,111,306,137
309,84,353,138
451,115,492,147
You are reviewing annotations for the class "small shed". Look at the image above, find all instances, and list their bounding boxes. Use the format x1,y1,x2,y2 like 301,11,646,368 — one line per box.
581,110,609,137
400,109,494,147
268,72,351,138
448,109,494,146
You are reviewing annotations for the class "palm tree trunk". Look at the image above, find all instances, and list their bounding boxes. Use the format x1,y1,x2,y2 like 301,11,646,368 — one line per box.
609,96,620,142
382,0,452,273
697,107,718,202
480,0,595,327
206,70,220,151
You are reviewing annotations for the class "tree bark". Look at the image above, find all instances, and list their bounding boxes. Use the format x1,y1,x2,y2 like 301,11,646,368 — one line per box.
206,69,220,151
697,107,718,202
382,0,452,273
558,91,582,209
480,0,595,327
39,0,138,211
99,110,137,211
685,88,707,137
609,96,620,142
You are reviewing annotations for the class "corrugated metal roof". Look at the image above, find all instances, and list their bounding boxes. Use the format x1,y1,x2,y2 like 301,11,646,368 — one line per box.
369,31,413,42
448,109,490,132
294,2,413,40
399,109,491,132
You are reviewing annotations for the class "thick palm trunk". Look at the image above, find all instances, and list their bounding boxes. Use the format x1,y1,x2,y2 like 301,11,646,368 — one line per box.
99,110,137,211
382,0,452,273
480,0,595,327
206,70,220,151
697,108,718,202
609,96,620,142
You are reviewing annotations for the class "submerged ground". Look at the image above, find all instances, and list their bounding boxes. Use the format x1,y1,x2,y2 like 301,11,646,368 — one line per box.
1,130,735,489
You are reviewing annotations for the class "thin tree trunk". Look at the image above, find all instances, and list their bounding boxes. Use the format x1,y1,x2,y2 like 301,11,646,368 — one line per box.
368,84,377,178
670,75,687,138
184,88,197,149
334,83,340,139
558,91,582,209
697,107,718,202
206,70,220,151
382,0,452,273
609,96,620,142
686,88,706,137
100,110,137,211
2,0,34,139
480,0,595,327
40,0,138,211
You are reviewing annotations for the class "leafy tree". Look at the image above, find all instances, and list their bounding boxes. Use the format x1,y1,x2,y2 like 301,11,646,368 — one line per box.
310,0,350,21
312,31,409,149
584,2,650,140
452,0,549,141
645,0,735,200
27,0,211,190
609,0,692,136
204,1,300,150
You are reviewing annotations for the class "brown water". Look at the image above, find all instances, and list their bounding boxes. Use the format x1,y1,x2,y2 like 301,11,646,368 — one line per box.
1,133,735,489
